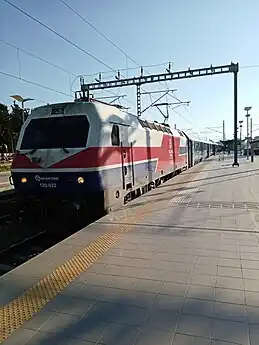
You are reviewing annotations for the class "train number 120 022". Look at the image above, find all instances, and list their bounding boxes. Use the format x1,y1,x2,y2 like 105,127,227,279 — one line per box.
39,183,57,188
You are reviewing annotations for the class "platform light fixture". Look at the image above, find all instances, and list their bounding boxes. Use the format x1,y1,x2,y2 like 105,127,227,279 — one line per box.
10,95,34,123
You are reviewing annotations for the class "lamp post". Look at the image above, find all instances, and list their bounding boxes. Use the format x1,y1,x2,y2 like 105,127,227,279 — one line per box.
239,120,243,155
244,106,252,159
10,95,34,123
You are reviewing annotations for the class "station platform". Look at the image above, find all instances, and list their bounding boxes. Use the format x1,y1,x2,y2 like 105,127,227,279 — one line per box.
0,172,13,193
1,155,259,345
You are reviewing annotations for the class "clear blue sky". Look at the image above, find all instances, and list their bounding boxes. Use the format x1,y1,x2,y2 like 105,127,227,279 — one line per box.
1,0,259,140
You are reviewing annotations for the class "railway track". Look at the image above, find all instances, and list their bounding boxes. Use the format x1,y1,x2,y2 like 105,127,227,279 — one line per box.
0,212,95,277
0,192,19,226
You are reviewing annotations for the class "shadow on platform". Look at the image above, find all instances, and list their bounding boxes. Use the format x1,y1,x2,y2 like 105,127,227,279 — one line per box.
14,280,256,345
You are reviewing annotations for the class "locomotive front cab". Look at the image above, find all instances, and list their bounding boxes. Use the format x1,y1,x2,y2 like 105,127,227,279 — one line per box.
11,103,95,199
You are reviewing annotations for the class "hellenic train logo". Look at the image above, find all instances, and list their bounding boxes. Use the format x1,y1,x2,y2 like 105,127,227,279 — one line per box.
35,175,59,181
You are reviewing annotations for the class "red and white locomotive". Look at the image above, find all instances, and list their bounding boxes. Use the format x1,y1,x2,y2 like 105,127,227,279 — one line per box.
11,99,217,216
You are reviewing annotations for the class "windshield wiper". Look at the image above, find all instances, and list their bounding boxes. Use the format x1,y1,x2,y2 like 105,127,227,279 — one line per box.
29,148,38,154
62,148,69,153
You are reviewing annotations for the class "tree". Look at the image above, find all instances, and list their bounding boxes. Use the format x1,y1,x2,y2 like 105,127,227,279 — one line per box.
0,102,23,158
0,103,10,159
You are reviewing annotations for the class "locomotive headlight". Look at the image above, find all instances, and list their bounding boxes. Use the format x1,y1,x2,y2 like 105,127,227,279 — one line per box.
21,177,27,183
77,177,84,184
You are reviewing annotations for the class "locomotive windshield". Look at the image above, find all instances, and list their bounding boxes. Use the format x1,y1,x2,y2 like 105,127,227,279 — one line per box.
20,115,89,149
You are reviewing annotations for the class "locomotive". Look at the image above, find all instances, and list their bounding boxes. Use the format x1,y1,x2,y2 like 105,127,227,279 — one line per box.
10,99,217,217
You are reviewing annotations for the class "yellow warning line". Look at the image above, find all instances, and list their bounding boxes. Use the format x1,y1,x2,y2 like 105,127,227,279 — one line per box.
0,160,211,343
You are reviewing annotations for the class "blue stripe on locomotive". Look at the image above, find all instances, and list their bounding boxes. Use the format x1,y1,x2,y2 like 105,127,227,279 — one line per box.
12,160,157,198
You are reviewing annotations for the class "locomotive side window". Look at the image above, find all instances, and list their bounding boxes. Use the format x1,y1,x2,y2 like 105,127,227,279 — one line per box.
179,147,187,154
111,125,120,146
139,119,148,128
20,116,89,149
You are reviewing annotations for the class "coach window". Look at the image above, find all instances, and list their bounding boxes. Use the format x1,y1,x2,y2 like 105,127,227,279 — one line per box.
111,125,120,146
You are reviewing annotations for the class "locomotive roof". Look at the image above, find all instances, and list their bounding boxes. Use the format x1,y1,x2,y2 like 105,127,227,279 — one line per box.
30,101,185,138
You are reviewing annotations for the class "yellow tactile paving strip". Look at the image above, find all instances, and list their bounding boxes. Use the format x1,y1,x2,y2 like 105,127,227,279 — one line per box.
0,161,209,343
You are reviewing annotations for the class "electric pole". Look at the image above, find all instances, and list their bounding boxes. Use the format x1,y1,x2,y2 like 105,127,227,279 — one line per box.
223,120,226,141
250,117,253,141
244,106,252,160
239,120,243,155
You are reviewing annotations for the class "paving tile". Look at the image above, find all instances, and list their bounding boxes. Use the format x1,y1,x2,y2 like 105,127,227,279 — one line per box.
127,290,157,307
190,273,216,287
0,328,36,345
69,317,107,342
76,283,104,300
214,301,246,322
182,298,214,317
108,276,137,290
171,262,193,273
114,249,153,259
83,263,104,274
147,260,172,270
220,245,239,252
108,256,149,268
241,260,259,269
217,266,242,278
173,333,210,345
211,340,242,345
155,252,181,262
34,312,81,334
23,330,59,345
215,288,245,305
24,311,56,331
99,287,131,304
99,265,144,278
217,258,241,268
216,276,244,290
132,278,162,293
87,301,148,326
79,273,110,287
195,257,218,266
219,251,240,259
173,254,196,263
24,330,94,345
244,279,259,292
43,295,95,316
165,271,191,284
159,282,187,297
177,314,211,338
135,328,174,345
249,323,259,345
243,269,259,280
61,281,84,296
245,291,259,307
241,253,259,261
198,249,218,257
99,323,139,345
240,246,259,253
145,309,178,331
246,306,259,324
140,268,166,280
174,246,196,255
153,295,184,312
192,264,217,275
186,285,214,300
59,339,96,345
212,319,248,344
